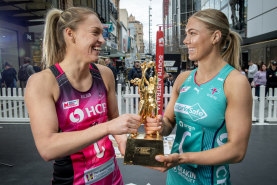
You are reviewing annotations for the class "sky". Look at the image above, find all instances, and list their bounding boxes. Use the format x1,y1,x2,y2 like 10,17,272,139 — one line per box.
120,0,163,53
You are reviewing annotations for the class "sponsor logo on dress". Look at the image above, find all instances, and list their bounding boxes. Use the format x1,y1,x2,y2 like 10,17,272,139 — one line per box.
180,86,191,93
175,103,207,121
69,108,84,123
210,88,219,95
216,165,228,184
84,157,115,184
172,165,196,184
81,93,91,99
216,133,228,146
69,103,107,123
217,77,224,81
193,87,200,94
207,87,220,100
63,99,79,109
179,121,195,131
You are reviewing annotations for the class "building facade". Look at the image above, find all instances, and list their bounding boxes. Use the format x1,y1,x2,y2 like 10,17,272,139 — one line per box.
128,15,144,53
163,0,277,69
163,0,200,69
0,0,124,75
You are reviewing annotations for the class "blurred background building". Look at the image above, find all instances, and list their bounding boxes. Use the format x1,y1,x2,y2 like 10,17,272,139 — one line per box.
163,0,277,70
0,0,146,74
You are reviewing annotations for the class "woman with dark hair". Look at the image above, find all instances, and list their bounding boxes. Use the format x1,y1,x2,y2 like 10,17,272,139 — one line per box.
25,7,140,185
145,9,252,185
266,60,277,95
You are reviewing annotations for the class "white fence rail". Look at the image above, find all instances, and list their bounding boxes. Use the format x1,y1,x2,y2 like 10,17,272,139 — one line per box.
0,85,276,124
117,84,277,125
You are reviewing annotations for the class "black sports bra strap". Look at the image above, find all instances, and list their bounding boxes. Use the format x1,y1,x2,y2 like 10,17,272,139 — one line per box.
49,65,61,78
89,63,102,80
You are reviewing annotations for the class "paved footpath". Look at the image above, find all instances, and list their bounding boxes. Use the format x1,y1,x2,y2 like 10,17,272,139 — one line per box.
1,124,277,185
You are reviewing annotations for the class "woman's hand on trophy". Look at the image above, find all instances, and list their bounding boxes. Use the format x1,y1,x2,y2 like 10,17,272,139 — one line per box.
153,153,180,172
144,115,163,135
145,153,181,172
106,114,141,135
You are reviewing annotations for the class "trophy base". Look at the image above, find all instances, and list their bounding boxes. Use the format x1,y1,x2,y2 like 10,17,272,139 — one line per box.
124,133,164,167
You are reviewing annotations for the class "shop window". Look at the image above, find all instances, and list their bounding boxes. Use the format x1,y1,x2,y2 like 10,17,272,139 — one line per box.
0,28,19,71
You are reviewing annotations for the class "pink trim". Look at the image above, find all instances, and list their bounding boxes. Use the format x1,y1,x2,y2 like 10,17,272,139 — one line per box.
55,63,64,79
194,71,220,87
89,63,99,72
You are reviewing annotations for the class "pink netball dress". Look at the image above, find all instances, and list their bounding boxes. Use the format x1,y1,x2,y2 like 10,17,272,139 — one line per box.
49,63,123,185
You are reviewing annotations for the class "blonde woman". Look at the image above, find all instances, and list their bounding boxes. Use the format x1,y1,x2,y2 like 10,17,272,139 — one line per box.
98,58,105,66
25,7,140,185
146,9,252,185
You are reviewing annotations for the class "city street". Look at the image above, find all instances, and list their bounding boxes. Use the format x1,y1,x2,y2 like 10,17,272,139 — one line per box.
1,124,277,185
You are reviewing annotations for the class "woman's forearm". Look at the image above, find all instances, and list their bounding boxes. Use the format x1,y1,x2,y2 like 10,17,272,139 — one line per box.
179,142,246,166
161,117,175,136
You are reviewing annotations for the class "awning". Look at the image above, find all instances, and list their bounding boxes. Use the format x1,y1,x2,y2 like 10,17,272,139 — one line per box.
0,0,51,26
107,51,126,58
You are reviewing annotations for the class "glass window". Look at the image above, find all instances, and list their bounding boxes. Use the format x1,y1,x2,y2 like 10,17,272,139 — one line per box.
0,28,19,71
215,0,220,10
220,0,229,8
210,0,214,9
221,6,229,22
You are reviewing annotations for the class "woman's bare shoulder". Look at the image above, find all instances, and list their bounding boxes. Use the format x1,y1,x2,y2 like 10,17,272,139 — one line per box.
25,69,59,99
174,70,193,91
224,69,251,98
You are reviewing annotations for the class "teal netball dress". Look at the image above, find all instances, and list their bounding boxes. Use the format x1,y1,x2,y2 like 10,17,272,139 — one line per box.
167,64,234,185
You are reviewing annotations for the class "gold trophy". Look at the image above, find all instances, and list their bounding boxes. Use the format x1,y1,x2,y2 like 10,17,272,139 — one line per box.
124,61,164,167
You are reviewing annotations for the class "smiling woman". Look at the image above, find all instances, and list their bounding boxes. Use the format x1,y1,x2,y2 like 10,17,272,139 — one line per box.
145,9,252,185
24,7,141,185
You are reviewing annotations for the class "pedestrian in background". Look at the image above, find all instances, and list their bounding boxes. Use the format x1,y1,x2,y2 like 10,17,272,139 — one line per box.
18,57,35,88
98,58,105,66
245,60,258,84
105,57,117,91
128,60,142,84
1,62,17,88
25,7,140,185
253,63,267,97
266,60,277,95
145,9,252,185
168,73,175,86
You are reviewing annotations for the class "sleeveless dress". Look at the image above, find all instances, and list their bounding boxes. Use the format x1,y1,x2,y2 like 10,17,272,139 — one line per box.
50,63,123,185
167,64,235,185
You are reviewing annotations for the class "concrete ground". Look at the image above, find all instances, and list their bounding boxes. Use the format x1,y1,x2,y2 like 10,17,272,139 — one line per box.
1,124,277,185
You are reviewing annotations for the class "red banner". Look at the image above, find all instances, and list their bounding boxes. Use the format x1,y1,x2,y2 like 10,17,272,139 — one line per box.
156,27,164,115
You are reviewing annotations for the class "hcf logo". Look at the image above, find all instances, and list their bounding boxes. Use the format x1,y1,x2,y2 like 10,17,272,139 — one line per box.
69,103,107,123
69,108,84,123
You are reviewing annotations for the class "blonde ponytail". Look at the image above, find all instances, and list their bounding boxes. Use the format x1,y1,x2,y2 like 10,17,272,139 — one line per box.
42,9,63,68
222,30,242,70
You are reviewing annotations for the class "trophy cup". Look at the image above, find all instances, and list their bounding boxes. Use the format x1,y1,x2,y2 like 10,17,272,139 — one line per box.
124,61,164,167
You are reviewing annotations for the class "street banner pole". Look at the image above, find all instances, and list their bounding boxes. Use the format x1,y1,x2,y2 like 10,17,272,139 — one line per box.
156,26,164,115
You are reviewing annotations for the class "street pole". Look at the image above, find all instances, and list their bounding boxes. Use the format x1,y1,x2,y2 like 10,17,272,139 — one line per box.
149,0,152,54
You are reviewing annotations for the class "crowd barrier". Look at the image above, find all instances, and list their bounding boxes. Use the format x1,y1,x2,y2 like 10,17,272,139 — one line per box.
0,85,276,124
